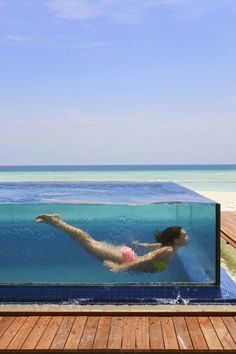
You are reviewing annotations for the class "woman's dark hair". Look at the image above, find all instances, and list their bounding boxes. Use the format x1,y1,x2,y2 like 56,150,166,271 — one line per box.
154,226,182,246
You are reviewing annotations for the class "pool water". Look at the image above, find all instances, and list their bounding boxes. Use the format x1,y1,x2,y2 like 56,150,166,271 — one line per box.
0,182,219,285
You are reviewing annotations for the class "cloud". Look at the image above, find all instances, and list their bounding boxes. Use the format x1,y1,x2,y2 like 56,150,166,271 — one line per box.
63,107,126,125
46,0,104,21
2,33,109,49
3,34,38,44
54,40,108,49
45,0,201,23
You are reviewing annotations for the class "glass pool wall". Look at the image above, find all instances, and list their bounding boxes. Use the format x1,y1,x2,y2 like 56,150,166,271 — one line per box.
0,202,219,286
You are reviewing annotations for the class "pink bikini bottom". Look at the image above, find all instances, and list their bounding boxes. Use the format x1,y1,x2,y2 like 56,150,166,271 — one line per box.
120,245,136,264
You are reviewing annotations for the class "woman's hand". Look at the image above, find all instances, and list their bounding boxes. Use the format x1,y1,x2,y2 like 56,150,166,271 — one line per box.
132,240,140,247
104,260,124,273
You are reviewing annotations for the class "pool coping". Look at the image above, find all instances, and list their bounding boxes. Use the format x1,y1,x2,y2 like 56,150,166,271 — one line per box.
0,269,235,306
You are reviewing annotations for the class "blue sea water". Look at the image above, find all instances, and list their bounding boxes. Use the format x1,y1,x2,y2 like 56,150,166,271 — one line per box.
0,164,236,191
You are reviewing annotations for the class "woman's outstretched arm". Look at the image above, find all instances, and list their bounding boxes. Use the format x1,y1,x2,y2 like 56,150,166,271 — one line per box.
132,240,158,251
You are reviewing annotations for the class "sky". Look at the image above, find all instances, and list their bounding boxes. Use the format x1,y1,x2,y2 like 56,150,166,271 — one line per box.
0,0,236,165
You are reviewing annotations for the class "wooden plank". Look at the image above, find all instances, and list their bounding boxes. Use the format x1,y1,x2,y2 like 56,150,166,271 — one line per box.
221,212,236,248
173,316,193,350
221,224,236,237
93,316,111,350
222,211,236,224
21,316,52,349
161,316,179,350
64,316,87,350
198,317,222,350
7,316,39,349
222,213,236,223
107,317,123,350
78,316,99,350
0,316,27,349
35,316,63,350
135,316,150,350
122,316,136,350
149,317,164,350
221,224,236,239
210,316,236,350
0,316,15,337
185,316,208,351
222,220,236,230
221,232,236,248
222,316,236,343
50,316,75,350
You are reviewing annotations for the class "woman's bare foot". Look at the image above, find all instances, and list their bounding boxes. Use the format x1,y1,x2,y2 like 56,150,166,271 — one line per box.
36,214,61,225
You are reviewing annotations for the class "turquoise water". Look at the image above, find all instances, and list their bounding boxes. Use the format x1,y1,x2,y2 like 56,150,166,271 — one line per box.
0,166,224,286
0,203,216,285
0,182,218,285
0,165,236,191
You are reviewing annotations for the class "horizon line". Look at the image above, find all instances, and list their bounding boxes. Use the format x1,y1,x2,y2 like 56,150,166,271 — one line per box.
0,163,236,167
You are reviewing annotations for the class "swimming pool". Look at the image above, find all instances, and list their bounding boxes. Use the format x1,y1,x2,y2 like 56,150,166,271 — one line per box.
0,182,222,303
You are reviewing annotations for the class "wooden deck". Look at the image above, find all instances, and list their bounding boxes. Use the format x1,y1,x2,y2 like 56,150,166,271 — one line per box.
221,211,236,248
0,311,235,352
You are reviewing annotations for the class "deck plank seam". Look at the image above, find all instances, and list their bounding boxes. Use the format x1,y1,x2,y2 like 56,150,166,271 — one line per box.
32,315,50,350
223,316,236,344
184,316,194,350
209,316,223,349
62,316,77,351
9,315,40,350
18,315,40,350
161,316,179,350
106,316,113,351
170,316,180,351
211,316,236,350
91,316,100,351
49,315,65,350
0,316,28,350
5,315,26,350
199,316,223,350
209,317,228,350
78,315,96,350
176,316,194,350
196,316,210,351
34,315,52,350
0,317,15,344
158,316,165,350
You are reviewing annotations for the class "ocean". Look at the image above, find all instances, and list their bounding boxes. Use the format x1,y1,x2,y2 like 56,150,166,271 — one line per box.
0,165,236,192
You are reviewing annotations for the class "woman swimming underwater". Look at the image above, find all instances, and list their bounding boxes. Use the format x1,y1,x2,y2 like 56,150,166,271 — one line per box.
36,214,189,273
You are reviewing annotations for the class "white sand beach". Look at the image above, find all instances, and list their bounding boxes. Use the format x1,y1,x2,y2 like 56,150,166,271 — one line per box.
197,191,236,211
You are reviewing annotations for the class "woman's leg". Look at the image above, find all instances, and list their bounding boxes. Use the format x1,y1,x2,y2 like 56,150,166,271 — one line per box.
36,214,124,263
